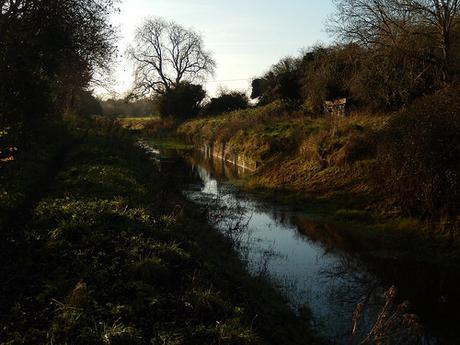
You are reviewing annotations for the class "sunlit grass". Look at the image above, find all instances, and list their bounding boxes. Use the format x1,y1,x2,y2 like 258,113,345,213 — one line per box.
118,116,160,130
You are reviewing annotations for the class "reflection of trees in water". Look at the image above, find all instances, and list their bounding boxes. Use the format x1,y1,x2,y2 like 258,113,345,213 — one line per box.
255,204,293,227
180,149,458,344
320,254,381,308
318,252,383,343
249,245,283,278
318,253,436,344
189,170,255,251
184,150,250,182
293,214,360,252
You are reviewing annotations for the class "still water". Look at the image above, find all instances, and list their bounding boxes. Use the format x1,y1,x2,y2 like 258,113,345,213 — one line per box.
143,141,459,345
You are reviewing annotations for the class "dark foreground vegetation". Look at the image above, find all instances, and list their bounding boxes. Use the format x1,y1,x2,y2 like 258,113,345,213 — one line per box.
0,118,318,344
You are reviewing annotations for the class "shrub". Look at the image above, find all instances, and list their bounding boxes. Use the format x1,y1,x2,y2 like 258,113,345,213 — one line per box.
203,91,249,116
376,87,460,223
158,82,205,119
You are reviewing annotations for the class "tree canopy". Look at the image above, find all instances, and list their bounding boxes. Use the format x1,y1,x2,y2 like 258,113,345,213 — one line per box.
0,0,117,125
204,90,249,116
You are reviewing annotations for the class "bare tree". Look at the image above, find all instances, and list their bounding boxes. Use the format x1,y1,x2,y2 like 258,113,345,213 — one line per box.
128,18,215,97
329,0,460,83
407,0,460,82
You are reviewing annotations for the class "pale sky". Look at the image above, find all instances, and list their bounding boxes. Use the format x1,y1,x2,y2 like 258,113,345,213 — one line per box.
104,0,335,98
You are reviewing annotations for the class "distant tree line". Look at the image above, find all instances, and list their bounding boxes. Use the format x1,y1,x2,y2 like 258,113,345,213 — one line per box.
99,98,157,118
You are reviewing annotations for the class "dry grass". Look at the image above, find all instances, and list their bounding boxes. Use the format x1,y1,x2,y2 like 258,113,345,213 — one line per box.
179,102,389,196
118,116,160,131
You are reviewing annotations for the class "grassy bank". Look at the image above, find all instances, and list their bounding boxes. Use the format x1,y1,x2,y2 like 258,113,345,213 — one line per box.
177,94,460,253
179,90,460,223
0,120,319,344
178,101,388,204
0,118,82,233
118,116,160,131
118,116,178,137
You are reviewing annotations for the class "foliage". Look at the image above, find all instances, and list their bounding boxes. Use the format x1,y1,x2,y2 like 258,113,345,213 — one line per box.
299,45,358,113
0,0,117,125
352,287,423,345
251,40,452,113
158,82,206,119
329,0,460,85
100,98,157,118
251,57,303,104
250,0,460,112
204,90,249,116
0,119,77,232
375,87,460,224
74,90,103,117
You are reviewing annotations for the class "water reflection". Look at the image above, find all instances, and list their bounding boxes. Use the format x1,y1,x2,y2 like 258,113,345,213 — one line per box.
182,151,383,343
148,145,458,345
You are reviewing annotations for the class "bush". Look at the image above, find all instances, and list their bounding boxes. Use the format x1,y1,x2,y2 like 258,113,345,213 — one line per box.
203,91,249,116
376,87,460,223
158,82,205,119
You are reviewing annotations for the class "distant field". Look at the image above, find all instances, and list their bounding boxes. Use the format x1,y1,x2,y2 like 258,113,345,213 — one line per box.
118,116,160,130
